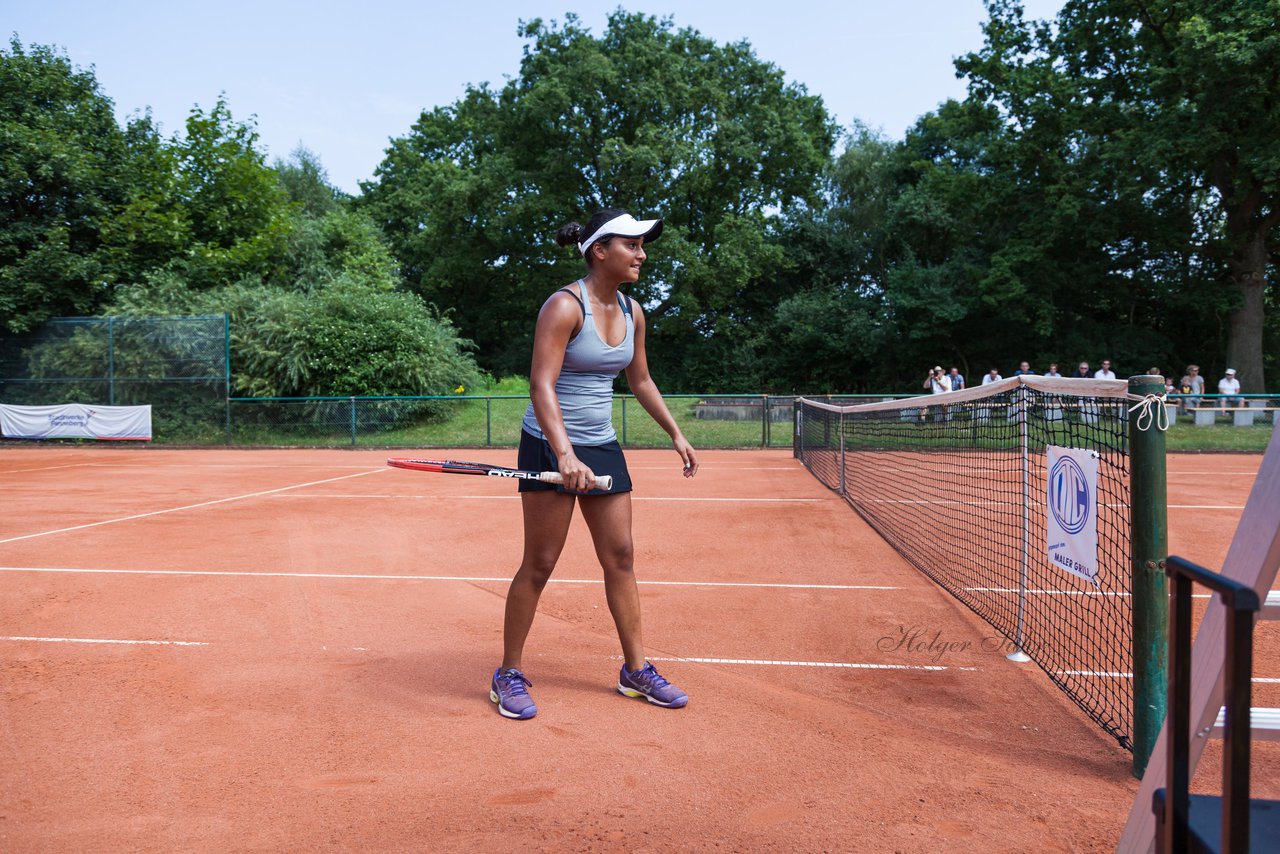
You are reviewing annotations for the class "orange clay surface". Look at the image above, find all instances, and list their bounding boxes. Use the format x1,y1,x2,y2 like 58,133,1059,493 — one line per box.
0,446,1275,853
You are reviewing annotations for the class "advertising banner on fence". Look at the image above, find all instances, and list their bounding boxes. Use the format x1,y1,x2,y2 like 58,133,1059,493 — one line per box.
1046,445,1099,585
0,403,152,440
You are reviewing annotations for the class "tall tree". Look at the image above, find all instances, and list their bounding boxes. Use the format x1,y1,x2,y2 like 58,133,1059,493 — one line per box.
0,38,128,331
960,0,1280,391
360,11,835,383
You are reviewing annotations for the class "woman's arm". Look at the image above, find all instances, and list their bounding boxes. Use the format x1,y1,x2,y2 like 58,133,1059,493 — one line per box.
529,292,596,492
623,299,698,477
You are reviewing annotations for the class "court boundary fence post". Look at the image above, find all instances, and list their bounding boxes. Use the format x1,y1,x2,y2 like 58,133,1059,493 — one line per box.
1129,373,1170,778
107,315,115,406
223,314,232,443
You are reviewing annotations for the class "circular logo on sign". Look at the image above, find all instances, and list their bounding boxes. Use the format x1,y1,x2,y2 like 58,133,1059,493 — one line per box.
1049,455,1091,535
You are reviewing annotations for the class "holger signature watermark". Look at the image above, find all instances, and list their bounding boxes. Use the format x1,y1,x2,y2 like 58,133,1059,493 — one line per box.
877,625,1022,663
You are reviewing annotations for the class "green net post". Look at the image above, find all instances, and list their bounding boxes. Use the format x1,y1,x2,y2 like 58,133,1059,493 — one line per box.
1129,374,1169,777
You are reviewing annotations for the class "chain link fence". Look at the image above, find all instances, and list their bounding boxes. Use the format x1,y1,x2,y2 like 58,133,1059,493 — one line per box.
0,316,230,441
222,394,898,448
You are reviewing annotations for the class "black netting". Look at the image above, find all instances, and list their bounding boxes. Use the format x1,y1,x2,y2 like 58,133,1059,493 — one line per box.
796,383,1135,749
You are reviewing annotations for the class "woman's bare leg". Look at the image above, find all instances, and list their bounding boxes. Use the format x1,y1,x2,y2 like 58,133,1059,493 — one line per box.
502,490,577,671
577,492,645,671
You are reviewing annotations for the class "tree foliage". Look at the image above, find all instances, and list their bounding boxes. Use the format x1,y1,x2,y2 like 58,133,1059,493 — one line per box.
957,0,1280,390
1,38,478,400
359,11,836,383
0,38,128,330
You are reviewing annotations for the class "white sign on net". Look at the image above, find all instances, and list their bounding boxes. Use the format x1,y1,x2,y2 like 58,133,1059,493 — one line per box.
1046,445,1100,585
0,403,152,440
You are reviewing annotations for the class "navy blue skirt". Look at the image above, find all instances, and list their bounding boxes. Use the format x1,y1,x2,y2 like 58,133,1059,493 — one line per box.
516,429,632,495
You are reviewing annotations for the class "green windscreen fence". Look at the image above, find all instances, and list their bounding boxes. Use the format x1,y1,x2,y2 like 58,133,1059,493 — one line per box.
0,315,229,441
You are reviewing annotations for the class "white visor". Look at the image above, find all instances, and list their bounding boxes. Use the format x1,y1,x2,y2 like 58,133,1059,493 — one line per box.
577,213,663,256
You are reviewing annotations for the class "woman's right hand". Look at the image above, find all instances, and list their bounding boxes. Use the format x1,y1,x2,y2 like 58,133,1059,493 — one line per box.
557,451,597,493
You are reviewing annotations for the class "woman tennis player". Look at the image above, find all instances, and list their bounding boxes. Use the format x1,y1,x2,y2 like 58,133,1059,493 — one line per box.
490,208,698,719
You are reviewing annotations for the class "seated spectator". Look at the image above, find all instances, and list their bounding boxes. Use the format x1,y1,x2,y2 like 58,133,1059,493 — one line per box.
1013,360,1035,376
1094,359,1116,380
1218,368,1243,410
1178,364,1204,411
982,367,1003,385
1071,362,1091,379
948,367,965,391
1044,363,1062,377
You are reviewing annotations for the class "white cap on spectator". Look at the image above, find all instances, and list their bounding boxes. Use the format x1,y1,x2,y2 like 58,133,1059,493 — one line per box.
1226,368,1236,375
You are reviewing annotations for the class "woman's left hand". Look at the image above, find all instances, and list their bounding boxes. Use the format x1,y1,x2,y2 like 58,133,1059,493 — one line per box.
674,436,698,478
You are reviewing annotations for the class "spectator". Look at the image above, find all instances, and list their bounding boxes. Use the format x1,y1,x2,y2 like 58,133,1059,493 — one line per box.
982,367,1003,385
1044,363,1062,377
1218,368,1243,411
1013,360,1035,376
1094,359,1116,380
1179,364,1204,411
948,367,965,391
1071,362,1091,379
923,366,950,394
1147,367,1162,376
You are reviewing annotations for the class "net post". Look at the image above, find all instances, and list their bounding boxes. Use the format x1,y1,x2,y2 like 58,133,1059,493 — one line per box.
1009,384,1032,662
1129,374,1169,777
793,399,802,459
838,408,846,497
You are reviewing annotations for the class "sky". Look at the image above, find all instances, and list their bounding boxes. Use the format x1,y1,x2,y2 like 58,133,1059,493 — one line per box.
8,1,1065,194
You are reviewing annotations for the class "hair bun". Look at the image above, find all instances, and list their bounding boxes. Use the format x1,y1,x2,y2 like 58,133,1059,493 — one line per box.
555,222,584,247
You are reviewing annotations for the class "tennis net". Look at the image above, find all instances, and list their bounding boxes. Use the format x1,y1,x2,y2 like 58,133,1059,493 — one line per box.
795,376,1145,749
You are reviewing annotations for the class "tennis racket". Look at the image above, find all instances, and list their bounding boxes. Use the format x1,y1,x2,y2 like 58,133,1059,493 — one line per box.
386,458,612,491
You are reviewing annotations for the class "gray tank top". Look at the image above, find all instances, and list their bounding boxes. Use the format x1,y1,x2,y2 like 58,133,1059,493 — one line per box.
522,280,635,446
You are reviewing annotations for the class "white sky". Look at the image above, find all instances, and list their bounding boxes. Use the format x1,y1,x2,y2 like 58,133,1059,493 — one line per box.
8,1,1065,193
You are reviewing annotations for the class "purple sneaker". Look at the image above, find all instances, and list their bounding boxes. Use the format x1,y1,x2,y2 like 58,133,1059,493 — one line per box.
617,661,688,708
491,667,537,719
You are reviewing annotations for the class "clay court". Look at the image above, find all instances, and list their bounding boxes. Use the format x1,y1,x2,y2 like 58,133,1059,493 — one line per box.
1,446,1276,852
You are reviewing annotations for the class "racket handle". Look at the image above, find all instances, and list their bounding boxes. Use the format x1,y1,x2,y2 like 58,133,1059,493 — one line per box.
541,472,613,491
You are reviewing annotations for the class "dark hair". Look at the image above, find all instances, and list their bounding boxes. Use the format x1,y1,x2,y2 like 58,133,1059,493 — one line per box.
555,208,628,266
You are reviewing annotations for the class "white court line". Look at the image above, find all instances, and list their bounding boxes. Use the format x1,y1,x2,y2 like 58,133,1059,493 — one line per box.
0,566,899,590
641,655,971,672
270,493,829,503
82,462,384,470
2,636,208,646
965,587,1130,597
1057,670,1278,685
1169,505,1246,510
0,468,386,545
0,462,100,475
967,588,1217,600
1167,472,1259,476
4,638,1269,681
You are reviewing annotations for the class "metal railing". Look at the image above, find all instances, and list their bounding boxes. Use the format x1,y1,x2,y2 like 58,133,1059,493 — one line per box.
221,393,904,448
